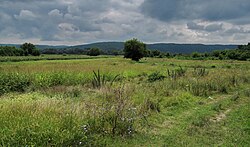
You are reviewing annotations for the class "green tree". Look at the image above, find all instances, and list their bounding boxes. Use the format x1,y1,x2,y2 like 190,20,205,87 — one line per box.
0,46,24,56
87,48,101,56
20,43,39,56
192,52,200,58
238,43,250,51
123,38,146,61
31,49,41,56
152,50,161,57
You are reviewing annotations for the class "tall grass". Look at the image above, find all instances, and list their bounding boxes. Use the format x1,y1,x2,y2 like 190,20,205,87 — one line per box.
0,57,249,146
0,73,30,95
0,72,91,95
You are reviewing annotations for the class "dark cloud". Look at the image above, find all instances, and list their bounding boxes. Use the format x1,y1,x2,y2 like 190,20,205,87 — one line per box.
187,22,223,32
0,0,249,45
187,22,204,30
141,0,250,24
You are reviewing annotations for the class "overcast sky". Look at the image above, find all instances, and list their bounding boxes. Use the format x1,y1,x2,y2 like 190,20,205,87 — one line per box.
0,0,250,45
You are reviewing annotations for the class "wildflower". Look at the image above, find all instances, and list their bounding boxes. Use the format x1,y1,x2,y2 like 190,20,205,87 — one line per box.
208,96,213,99
82,125,88,132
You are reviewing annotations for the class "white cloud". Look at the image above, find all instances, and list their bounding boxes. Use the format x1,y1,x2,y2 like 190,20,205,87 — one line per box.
14,10,36,20
58,23,79,32
0,0,249,45
48,9,63,18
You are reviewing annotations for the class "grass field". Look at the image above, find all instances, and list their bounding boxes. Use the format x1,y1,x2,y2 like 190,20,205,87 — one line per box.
0,56,249,146
0,54,112,62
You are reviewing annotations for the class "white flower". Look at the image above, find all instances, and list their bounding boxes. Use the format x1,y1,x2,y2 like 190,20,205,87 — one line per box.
208,96,213,99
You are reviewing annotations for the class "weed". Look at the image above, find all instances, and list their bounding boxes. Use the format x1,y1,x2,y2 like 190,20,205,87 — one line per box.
147,72,165,82
229,75,238,87
167,66,186,79
192,116,210,127
192,67,209,77
85,86,146,137
92,70,120,89
143,98,161,112
243,89,250,97
211,103,223,112
92,70,106,88
231,92,240,101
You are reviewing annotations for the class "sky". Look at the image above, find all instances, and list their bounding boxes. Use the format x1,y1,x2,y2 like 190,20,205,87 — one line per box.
0,0,250,45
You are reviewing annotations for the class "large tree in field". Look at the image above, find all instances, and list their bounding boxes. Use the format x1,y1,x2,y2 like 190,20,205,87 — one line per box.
123,38,146,61
20,42,40,56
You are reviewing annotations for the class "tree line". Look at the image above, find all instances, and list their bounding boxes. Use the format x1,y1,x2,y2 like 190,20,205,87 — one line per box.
0,43,40,56
1,40,250,61
123,39,250,61
190,43,250,61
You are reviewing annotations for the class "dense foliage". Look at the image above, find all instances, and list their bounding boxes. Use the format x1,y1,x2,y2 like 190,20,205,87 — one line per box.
189,43,250,61
124,38,146,61
37,42,236,54
0,46,24,56
41,48,122,56
0,43,40,56
86,48,101,56
20,43,40,56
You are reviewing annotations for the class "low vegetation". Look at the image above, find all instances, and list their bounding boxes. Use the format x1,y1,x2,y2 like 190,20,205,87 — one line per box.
0,56,249,146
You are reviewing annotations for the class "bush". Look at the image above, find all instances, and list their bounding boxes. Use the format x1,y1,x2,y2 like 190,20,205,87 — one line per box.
87,48,101,56
0,73,30,95
167,66,186,79
192,52,201,58
147,72,165,82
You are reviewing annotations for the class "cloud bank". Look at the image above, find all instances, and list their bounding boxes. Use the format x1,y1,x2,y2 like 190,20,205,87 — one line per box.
0,0,249,45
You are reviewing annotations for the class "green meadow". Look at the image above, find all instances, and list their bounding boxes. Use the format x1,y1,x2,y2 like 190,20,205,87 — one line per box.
0,56,249,146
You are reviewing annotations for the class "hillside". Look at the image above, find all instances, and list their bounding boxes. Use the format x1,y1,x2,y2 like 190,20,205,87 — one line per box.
69,42,237,53
147,43,237,54
0,44,67,49
1,42,238,54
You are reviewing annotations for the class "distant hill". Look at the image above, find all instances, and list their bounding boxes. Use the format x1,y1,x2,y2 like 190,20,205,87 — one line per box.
146,43,237,54
69,42,124,51
69,42,237,54
0,44,67,49
36,45,68,49
1,42,238,54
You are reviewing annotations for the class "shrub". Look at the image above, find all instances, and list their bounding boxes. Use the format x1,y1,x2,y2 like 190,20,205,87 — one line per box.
85,86,145,137
147,72,165,82
0,73,30,95
92,70,120,89
167,66,186,79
